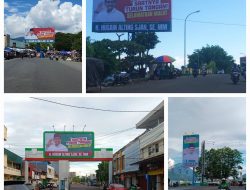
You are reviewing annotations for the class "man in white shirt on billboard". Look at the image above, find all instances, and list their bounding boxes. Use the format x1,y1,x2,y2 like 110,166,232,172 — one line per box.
94,0,125,22
46,134,68,152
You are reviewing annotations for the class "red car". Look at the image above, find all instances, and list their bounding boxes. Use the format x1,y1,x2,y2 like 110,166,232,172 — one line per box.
107,184,128,190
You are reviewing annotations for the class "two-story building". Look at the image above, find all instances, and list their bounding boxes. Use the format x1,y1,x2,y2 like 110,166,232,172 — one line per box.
4,148,23,181
113,101,164,190
136,101,164,190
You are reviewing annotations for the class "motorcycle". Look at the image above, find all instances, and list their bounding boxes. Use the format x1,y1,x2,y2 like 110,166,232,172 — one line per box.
201,69,207,77
231,71,240,84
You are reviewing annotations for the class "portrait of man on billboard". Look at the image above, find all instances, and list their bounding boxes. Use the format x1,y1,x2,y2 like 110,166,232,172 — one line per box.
93,0,125,22
46,133,68,152
25,29,38,40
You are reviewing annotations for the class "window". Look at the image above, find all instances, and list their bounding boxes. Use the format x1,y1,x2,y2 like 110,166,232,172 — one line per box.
155,143,159,153
148,146,152,156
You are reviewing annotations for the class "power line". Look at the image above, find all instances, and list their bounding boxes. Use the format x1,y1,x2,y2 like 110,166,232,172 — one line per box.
173,18,246,27
30,97,161,113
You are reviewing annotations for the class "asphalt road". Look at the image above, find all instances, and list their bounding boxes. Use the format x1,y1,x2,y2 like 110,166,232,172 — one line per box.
87,74,245,93
70,184,100,190
169,186,246,190
4,58,82,93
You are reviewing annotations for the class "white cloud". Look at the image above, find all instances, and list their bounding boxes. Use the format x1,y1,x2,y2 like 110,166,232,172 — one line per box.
4,2,9,8
5,0,82,37
168,158,175,169
173,56,184,69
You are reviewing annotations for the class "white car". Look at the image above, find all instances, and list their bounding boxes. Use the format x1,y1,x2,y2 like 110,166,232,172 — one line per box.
217,70,225,74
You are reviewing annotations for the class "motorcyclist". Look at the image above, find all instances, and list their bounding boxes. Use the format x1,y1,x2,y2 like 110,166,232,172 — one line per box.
193,63,199,77
231,63,240,73
218,178,230,190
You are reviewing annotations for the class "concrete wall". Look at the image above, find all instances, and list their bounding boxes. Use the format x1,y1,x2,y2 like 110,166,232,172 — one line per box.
124,138,140,173
139,122,164,160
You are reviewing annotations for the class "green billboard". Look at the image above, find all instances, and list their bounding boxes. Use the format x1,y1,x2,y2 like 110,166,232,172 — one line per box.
43,131,94,159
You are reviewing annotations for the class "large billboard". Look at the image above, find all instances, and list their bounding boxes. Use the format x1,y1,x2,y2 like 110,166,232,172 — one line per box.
92,0,172,32
25,28,55,43
43,131,94,159
183,134,199,167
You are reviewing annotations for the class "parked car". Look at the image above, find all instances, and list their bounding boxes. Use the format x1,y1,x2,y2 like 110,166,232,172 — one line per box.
217,69,225,74
4,181,33,190
102,75,115,87
107,184,128,190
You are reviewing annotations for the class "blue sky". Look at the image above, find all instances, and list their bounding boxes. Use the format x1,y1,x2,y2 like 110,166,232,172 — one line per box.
4,0,82,37
87,0,246,68
4,0,81,16
168,98,246,174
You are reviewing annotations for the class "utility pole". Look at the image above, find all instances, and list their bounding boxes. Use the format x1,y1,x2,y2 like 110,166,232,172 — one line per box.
201,141,205,184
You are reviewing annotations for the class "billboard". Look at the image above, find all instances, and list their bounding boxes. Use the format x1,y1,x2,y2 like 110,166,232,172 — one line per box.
25,28,55,42
183,134,199,167
92,0,172,32
43,131,94,158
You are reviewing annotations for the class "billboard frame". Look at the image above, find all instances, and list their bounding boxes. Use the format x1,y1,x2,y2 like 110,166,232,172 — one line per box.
92,0,172,33
182,134,199,167
43,131,95,159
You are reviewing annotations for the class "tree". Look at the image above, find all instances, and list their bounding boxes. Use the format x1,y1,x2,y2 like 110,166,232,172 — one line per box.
55,32,82,51
196,147,243,181
96,162,109,184
87,38,119,76
72,31,82,52
132,32,160,56
188,45,235,73
86,36,95,57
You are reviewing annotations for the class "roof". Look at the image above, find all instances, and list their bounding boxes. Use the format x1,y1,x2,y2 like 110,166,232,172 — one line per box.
4,148,23,165
136,101,164,129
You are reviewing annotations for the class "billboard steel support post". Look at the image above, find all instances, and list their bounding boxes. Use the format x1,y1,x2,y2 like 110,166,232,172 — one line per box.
109,161,113,184
192,167,195,186
25,161,29,184
184,10,200,68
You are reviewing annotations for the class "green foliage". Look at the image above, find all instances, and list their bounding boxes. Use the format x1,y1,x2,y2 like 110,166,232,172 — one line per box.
72,31,82,52
96,162,109,184
86,32,160,76
188,45,235,73
207,61,217,73
132,32,160,55
86,36,95,57
28,42,53,50
55,32,82,51
196,147,243,181
72,176,81,183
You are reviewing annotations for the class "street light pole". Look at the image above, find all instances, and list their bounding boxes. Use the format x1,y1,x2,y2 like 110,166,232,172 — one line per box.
116,33,124,71
184,10,200,68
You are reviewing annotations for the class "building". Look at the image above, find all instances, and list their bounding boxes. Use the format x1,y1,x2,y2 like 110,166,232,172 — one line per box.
113,101,164,190
113,148,125,184
4,126,7,141
136,101,164,190
4,126,23,181
4,148,23,181
4,34,26,48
